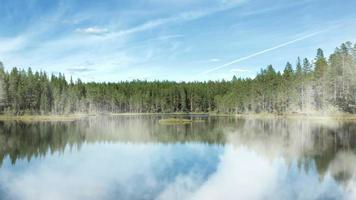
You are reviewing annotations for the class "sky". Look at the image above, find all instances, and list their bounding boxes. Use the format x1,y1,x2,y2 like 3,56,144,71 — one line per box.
0,0,356,82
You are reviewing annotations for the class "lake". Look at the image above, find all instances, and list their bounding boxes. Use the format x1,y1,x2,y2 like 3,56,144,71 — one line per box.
0,115,355,200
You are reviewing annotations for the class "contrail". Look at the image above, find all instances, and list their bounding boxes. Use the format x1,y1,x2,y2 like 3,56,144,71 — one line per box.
202,31,324,74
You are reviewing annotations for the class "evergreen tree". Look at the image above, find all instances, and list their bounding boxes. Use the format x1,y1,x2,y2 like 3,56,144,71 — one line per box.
0,42,355,115
295,57,303,110
0,63,7,111
314,48,328,110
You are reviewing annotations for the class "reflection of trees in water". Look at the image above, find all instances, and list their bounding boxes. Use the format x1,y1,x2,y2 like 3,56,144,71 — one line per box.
0,121,87,166
0,116,228,166
225,118,356,184
0,116,355,183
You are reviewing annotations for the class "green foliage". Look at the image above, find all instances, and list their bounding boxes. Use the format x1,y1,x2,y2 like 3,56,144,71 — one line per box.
0,42,356,115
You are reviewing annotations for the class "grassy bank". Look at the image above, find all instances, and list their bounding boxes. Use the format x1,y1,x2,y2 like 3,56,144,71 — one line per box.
110,112,356,120
233,112,356,121
116,112,356,120
109,112,208,116
0,114,91,122
0,112,356,122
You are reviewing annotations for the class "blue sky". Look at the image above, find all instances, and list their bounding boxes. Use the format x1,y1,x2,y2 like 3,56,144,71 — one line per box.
0,0,356,82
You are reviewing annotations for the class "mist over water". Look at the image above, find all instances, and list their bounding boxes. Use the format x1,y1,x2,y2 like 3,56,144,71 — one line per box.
0,115,355,200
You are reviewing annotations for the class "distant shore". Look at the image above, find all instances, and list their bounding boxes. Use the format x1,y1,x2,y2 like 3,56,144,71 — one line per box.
0,112,356,122
233,112,356,121
110,112,356,120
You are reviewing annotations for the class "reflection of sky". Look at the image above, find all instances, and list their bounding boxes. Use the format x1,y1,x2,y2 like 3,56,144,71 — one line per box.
0,143,354,200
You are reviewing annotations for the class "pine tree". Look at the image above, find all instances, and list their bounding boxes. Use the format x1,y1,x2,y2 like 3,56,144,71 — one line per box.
295,57,303,111
232,75,238,82
282,62,295,111
0,62,7,111
314,48,328,110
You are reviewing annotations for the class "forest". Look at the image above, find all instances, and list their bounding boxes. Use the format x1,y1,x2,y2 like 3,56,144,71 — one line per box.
0,42,355,115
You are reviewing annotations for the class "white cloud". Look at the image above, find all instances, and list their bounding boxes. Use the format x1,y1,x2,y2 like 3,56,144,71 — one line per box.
0,36,26,54
76,27,109,35
209,58,220,62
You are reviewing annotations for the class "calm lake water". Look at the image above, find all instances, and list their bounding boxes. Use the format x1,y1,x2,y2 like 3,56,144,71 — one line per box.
0,115,355,200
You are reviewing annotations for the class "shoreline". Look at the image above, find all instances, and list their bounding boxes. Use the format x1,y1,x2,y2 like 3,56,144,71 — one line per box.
0,112,356,122
110,112,356,120
0,114,92,122
233,113,356,121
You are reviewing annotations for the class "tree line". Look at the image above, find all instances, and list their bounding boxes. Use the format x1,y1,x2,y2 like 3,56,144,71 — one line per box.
0,41,355,115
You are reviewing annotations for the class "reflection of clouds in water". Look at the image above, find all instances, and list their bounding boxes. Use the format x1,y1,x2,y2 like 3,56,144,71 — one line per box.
159,146,348,200
0,143,221,200
0,143,354,200
1,144,158,200
224,119,348,164
328,152,356,200
190,146,279,200
156,174,202,200
346,176,356,200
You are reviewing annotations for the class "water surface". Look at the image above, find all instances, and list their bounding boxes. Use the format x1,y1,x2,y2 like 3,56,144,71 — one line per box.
0,115,355,200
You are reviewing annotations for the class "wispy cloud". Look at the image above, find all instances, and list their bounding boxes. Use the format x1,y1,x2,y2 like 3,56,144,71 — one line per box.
100,0,246,39
239,0,313,17
202,31,325,74
147,34,184,42
76,27,109,35
0,36,26,54
209,58,220,62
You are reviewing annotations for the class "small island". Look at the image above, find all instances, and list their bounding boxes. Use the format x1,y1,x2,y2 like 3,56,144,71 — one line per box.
159,118,205,124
